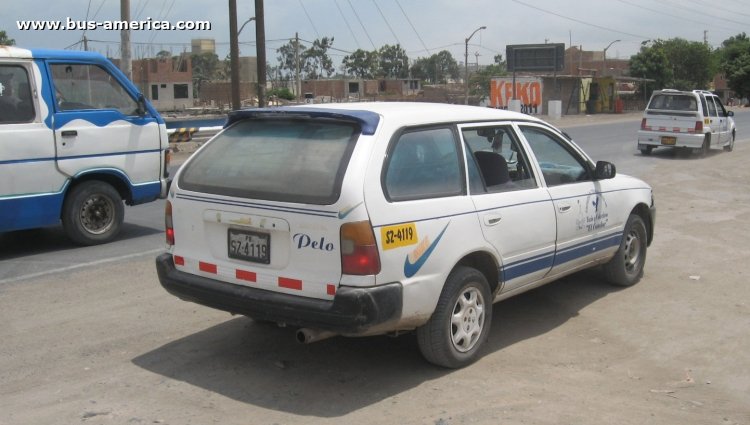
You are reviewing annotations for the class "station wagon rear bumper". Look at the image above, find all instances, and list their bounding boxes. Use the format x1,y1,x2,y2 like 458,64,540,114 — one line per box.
156,253,402,334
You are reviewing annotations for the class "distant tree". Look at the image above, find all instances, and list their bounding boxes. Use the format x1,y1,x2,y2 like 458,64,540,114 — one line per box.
662,38,714,90
410,50,460,83
190,52,220,98
629,40,674,93
156,50,172,60
0,30,15,46
303,37,335,79
268,87,295,101
470,54,508,101
276,39,307,79
717,33,750,98
378,44,410,78
342,48,378,78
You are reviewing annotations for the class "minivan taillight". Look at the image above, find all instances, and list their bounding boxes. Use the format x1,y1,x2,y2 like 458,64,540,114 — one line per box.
641,118,647,130
163,149,172,178
340,221,381,275
165,200,175,245
695,120,703,132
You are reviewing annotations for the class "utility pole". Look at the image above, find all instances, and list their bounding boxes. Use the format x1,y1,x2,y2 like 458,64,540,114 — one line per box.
120,0,132,79
229,0,240,110
255,0,266,107
295,32,301,101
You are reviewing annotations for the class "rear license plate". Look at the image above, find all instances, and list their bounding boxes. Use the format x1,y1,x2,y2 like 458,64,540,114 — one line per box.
228,229,270,264
661,136,677,145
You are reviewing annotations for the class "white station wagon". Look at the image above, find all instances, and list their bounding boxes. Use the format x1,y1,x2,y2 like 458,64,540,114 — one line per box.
156,103,655,368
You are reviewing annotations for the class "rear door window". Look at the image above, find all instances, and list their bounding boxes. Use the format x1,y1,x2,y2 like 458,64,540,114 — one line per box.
179,119,360,205
0,64,35,123
649,94,697,111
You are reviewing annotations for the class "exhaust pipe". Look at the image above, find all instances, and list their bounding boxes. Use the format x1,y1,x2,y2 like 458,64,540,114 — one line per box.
296,328,337,344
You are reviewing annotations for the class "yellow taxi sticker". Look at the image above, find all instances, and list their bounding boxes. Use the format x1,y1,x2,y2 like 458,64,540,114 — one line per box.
381,223,418,250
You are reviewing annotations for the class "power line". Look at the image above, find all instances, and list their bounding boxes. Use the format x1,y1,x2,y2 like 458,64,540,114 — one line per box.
658,0,748,28
334,0,361,50
615,0,745,37
511,0,652,41
371,0,401,46
396,0,430,55
347,0,376,50
299,0,321,39
681,0,750,18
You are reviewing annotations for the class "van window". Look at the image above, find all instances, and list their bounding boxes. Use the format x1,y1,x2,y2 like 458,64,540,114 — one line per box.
0,65,35,124
179,119,360,205
706,96,718,117
384,127,463,201
50,64,138,115
461,125,537,192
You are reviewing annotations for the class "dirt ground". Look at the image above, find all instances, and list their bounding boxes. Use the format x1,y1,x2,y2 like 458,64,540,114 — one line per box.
1,128,749,425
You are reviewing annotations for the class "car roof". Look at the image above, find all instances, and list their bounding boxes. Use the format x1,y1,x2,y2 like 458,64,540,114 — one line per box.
0,46,109,63
227,102,545,136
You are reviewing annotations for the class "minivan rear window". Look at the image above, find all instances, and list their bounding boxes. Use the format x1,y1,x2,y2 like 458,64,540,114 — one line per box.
179,118,360,205
648,94,697,111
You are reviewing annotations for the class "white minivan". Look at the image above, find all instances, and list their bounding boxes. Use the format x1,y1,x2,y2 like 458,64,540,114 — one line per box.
157,103,655,368
0,47,170,244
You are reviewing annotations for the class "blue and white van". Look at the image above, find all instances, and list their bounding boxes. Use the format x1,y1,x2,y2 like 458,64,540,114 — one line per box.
0,46,170,245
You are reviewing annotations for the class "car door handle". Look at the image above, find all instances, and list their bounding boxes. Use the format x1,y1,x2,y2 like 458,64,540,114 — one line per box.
60,130,78,137
558,204,572,213
483,214,502,226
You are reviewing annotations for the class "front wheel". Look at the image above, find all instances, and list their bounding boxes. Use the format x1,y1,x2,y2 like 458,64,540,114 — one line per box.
603,214,648,287
417,267,492,368
62,181,124,245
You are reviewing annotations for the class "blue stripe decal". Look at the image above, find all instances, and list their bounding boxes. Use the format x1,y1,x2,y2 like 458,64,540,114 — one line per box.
553,233,622,267
34,58,54,129
501,251,555,282
0,192,65,232
176,193,339,218
1,149,162,166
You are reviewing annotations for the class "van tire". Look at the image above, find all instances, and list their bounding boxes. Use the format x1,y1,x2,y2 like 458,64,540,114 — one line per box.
417,266,492,368
697,135,710,157
724,131,735,152
603,214,647,287
640,146,653,155
62,181,124,245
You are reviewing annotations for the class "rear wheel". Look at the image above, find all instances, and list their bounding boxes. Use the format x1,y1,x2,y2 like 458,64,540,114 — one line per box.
640,146,653,155
417,266,492,368
62,181,124,245
603,214,648,287
697,135,710,157
724,130,735,152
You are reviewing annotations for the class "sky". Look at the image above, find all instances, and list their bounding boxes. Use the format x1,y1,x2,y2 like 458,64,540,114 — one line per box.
3,0,749,68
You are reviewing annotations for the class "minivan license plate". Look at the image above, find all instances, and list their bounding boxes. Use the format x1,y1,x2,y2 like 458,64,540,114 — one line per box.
228,229,270,264
661,136,676,145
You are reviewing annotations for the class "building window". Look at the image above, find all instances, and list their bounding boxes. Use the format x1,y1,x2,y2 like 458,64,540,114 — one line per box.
174,84,189,99
151,84,159,100
348,82,359,93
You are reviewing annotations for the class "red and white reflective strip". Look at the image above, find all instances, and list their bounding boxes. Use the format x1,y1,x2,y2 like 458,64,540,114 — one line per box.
173,255,337,297
644,125,692,134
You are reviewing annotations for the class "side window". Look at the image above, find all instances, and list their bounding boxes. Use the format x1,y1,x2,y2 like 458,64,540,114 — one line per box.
0,64,35,124
519,125,590,187
706,95,718,117
461,125,537,193
50,64,138,115
384,127,463,201
712,96,727,116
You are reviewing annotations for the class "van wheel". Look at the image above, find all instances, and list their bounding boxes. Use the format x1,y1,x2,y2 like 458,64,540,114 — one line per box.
417,266,492,368
603,214,647,287
640,146,653,155
724,131,735,152
62,181,124,245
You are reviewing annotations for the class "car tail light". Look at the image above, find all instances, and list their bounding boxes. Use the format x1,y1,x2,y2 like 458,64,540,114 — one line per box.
340,221,380,275
695,121,703,132
640,118,647,130
165,200,175,245
163,149,172,178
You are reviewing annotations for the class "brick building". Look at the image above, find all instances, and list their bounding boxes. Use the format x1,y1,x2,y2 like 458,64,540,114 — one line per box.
130,55,193,111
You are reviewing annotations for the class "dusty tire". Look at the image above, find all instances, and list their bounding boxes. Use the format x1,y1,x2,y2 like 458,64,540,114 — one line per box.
62,181,124,245
417,266,492,368
724,131,735,152
603,214,648,287
698,135,710,157
640,146,653,155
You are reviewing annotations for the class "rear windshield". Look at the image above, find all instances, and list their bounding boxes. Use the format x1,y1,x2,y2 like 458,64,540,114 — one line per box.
648,94,698,111
179,118,360,205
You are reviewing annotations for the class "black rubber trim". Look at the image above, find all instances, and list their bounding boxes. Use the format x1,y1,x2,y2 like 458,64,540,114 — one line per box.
155,253,402,334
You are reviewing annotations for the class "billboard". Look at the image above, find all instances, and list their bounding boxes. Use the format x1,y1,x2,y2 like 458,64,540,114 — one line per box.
489,77,543,115
506,43,565,72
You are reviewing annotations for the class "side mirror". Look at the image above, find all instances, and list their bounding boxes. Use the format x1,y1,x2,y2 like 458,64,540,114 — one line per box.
727,110,734,117
594,161,616,180
136,93,148,117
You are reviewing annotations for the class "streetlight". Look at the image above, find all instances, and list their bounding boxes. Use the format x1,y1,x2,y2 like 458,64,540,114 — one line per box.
464,25,486,105
238,16,255,37
603,39,620,76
